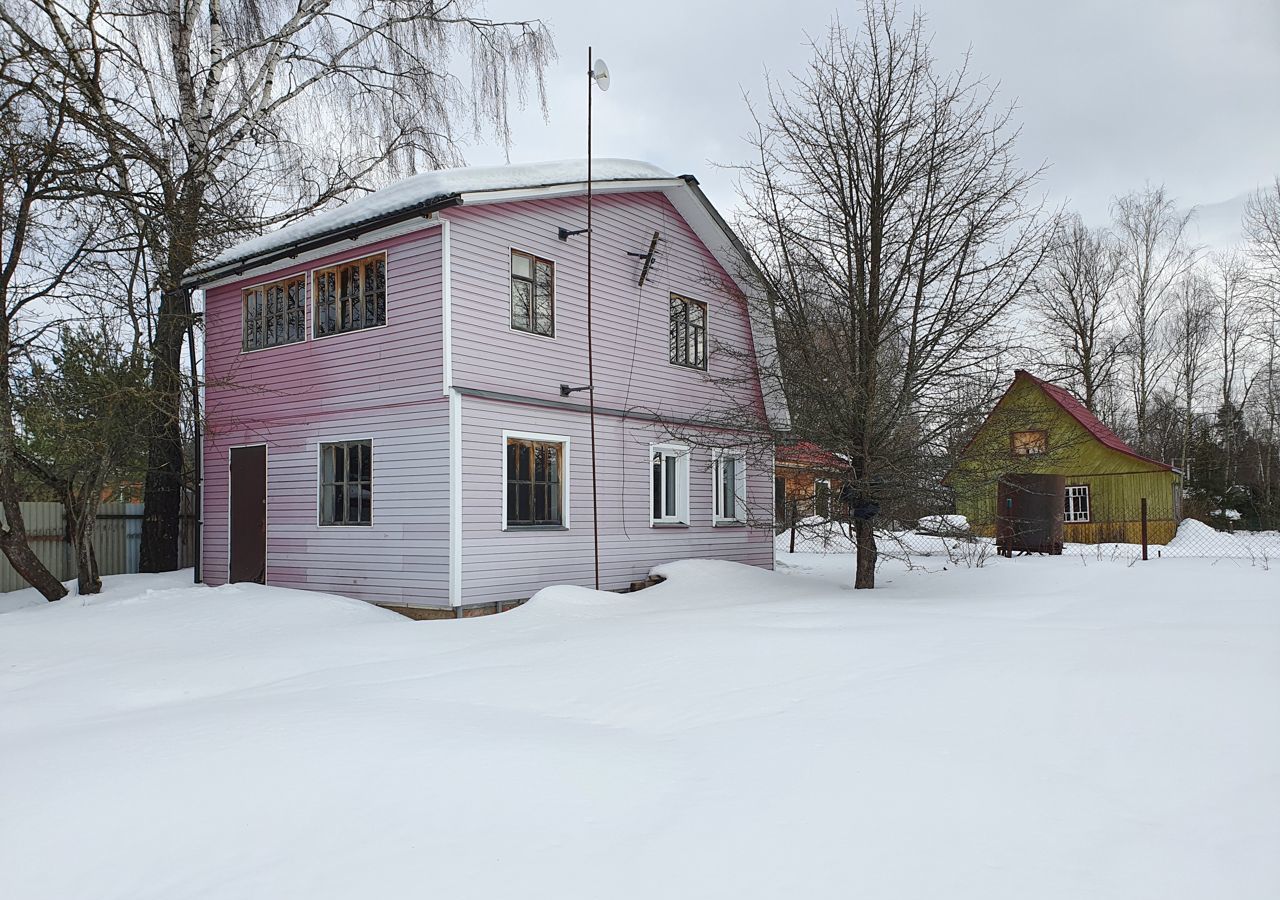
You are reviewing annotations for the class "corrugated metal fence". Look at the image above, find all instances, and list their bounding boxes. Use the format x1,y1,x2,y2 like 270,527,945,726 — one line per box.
0,503,194,593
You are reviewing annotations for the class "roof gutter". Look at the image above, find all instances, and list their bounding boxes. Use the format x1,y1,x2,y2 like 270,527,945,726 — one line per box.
182,193,464,288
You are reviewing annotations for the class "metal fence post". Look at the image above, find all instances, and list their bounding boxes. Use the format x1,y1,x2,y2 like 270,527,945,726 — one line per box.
789,498,798,554
1140,497,1148,561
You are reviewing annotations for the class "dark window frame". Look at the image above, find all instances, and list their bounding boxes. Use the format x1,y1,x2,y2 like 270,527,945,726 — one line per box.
242,274,306,352
505,436,565,528
669,294,708,370
313,252,387,339
510,249,555,338
318,440,373,526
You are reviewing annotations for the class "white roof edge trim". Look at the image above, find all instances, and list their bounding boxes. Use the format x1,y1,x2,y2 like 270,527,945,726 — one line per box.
456,178,689,206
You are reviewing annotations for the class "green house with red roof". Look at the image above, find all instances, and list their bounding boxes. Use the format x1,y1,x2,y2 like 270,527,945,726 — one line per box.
944,370,1183,545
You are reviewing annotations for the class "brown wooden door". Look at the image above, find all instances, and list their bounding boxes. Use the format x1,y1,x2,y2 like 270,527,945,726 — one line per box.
229,445,267,584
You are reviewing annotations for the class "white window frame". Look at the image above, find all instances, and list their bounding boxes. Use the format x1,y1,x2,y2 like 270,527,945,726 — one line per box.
712,449,747,525
310,250,389,342
241,273,307,354
650,443,690,526
1064,484,1091,523
501,430,571,531
316,438,374,527
508,246,557,340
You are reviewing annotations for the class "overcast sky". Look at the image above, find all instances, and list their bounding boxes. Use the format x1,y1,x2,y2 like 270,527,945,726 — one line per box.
465,0,1279,239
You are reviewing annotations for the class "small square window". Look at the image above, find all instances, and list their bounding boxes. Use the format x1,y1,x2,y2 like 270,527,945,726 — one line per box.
319,441,372,525
242,275,306,351
314,253,387,338
1011,430,1048,455
506,437,565,527
511,250,554,337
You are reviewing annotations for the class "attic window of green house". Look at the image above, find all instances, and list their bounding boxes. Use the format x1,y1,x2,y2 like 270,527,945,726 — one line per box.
1011,430,1047,456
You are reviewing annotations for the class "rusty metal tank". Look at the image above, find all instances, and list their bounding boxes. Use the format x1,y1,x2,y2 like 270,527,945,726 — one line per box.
996,473,1065,556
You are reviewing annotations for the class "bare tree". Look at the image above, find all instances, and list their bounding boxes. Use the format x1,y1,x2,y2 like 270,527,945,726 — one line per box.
725,5,1048,588
1166,272,1213,474
1243,178,1280,309
0,63,112,600
1112,185,1196,452
1206,250,1256,482
0,0,554,572
1033,214,1124,412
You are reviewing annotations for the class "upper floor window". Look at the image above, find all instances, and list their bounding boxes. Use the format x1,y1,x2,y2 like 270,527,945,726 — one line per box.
319,440,372,526
505,435,566,527
1011,430,1048,456
669,294,707,370
242,275,306,352
510,250,554,337
314,252,386,338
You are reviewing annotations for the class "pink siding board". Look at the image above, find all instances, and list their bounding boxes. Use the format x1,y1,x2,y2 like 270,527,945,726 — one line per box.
202,226,448,605
457,395,774,605
443,192,766,419
446,191,773,605
201,188,776,609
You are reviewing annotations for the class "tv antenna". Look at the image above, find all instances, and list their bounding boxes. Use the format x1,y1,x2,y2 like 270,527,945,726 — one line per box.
584,49,610,590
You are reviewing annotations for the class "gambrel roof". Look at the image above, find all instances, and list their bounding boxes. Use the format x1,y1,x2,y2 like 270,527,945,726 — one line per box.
189,160,673,279
185,158,789,429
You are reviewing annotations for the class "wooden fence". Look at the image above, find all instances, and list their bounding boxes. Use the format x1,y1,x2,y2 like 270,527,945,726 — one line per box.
0,502,195,593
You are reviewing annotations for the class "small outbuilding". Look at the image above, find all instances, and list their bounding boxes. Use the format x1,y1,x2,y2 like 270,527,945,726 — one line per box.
775,441,846,525
945,370,1183,545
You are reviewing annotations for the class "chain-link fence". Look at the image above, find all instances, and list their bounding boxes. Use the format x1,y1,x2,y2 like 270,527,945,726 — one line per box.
775,492,1279,566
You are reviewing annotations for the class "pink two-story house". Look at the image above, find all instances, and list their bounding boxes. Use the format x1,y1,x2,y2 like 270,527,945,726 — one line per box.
187,159,785,613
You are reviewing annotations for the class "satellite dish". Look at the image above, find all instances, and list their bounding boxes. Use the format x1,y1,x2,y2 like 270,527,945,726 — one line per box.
592,58,610,91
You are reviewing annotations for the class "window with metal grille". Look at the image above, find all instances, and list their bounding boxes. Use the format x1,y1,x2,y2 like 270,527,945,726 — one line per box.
313,253,387,337
510,250,554,337
669,294,707,369
1064,484,1090,523
242,275,306,351
319,441,372,526
505,437,564,527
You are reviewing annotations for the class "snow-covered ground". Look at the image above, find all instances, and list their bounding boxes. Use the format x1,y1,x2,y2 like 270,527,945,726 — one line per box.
779,516,1280,562
1,556,1276,899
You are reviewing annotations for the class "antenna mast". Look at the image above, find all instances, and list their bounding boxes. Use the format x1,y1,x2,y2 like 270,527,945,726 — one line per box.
586,48,601,590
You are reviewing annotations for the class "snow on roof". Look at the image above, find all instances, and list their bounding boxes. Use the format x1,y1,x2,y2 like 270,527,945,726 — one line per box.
195,158,674,276
1016,370,1173,471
